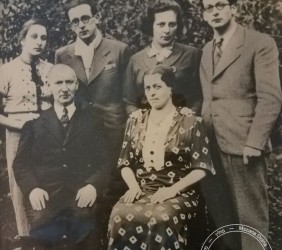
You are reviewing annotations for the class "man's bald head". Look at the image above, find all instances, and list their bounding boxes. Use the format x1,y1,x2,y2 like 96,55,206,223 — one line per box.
48,64,78,106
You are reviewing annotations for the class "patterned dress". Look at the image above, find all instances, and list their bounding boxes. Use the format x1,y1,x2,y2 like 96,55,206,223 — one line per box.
108,108,215,250
0,57,53,235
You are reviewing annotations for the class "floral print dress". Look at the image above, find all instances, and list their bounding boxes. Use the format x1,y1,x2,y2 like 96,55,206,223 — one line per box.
108,108,215,250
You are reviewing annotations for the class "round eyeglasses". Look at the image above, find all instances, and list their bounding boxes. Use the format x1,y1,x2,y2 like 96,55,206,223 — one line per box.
70,15,92,26
204,2,230,13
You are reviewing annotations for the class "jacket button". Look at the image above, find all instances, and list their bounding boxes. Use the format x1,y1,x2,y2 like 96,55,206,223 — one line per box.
62,148,66,152
63,164,67,168
87,164,92,167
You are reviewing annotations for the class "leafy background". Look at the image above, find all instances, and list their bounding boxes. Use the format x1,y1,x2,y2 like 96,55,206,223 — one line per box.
0,0,281,249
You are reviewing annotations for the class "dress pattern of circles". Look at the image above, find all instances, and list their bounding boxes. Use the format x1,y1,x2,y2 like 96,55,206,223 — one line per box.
108,108,215,250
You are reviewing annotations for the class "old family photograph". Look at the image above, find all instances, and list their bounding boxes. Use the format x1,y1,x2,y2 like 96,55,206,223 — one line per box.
0,0,282,249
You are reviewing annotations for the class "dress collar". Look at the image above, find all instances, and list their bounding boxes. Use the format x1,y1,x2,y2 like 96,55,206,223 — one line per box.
147,42,174,62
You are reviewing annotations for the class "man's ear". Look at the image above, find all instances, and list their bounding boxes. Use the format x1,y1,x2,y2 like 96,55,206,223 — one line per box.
75,79,79,91
93,12,102,24
70,23,75,32
231,4,238,16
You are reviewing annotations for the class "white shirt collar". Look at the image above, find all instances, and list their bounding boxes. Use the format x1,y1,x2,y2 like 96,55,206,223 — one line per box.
214,23,237,51
74,30,103,78
54,102,76,121
74,30,102,56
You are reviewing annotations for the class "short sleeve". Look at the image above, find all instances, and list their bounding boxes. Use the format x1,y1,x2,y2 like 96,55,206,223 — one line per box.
117,117,137,169
188,117,216,175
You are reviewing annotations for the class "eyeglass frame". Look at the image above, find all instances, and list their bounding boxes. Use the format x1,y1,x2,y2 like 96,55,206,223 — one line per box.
70,15,92,26
203,2,230,13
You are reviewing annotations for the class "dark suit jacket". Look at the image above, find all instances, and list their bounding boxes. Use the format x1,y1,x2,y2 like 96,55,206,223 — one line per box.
123,42,202,114
55,38,131,130
200,25,282,155
13,107,110,202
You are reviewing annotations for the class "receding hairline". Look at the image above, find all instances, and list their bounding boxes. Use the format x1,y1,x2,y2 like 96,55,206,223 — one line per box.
47,64,77,82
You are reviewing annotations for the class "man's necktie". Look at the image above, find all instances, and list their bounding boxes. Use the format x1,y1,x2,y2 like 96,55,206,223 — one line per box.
213,38,224,68
60,107,69,127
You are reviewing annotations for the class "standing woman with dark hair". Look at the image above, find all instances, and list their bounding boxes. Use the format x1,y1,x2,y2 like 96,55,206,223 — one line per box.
123,0,202,116
0,18,53,236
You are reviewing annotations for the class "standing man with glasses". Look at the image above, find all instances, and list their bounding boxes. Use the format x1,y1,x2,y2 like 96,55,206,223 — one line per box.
55,0,131,244
55,0,131,165
199,0,282,249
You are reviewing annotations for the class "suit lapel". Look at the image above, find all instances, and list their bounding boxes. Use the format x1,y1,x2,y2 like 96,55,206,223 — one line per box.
65,45,88,84
88,38,111,84
201,41,214,83
164,43,184,67
42,108,65,143
63,109,87,145
142,47,158,70
213,25,244,80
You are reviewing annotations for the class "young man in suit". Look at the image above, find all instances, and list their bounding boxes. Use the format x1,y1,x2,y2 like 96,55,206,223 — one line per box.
13,64,110,248
55,0,131,163
199,0,282,249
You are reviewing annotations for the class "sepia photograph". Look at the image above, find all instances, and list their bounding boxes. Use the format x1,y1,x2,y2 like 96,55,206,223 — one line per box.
0,0,281,249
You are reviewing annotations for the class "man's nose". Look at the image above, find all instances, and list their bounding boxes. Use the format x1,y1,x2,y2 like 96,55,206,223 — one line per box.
78,20,85,28
61,82,69,91
212,8,220,16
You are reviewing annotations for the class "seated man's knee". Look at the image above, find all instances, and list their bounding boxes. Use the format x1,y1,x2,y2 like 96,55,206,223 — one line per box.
30,220,66,246
68,217,94,244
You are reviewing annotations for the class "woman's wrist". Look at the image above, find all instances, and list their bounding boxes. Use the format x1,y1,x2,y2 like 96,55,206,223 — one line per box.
129,182,140,191
170,184,181,195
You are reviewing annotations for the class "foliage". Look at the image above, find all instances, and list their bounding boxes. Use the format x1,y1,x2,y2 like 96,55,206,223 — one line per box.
0,0,282,61
0,0,281,249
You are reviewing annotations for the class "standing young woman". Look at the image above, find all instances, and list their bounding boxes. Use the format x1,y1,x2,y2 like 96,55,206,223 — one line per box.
123,0,202,116
0,18,53,236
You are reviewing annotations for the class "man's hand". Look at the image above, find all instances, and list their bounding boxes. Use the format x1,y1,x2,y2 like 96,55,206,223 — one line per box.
76,184,97,208
243,146,262,164
29,188,49,211
150,187,178,204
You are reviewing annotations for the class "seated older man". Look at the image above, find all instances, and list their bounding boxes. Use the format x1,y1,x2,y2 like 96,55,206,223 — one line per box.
13,64,110,248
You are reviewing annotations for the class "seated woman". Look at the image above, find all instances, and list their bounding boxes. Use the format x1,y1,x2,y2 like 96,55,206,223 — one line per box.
107,65,216,250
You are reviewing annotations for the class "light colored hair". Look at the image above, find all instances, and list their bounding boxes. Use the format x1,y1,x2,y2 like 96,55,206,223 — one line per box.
47,64,77,83
19,18,48,42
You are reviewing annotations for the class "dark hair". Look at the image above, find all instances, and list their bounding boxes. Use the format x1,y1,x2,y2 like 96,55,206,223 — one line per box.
64,0,98,20
141,0,184,37
199,0,237,9
146,64,176,89
19,18,48,42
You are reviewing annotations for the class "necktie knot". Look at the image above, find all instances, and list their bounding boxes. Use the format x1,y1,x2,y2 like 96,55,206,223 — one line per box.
60,107,69,126
215,38,224,49
213,38,224,68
